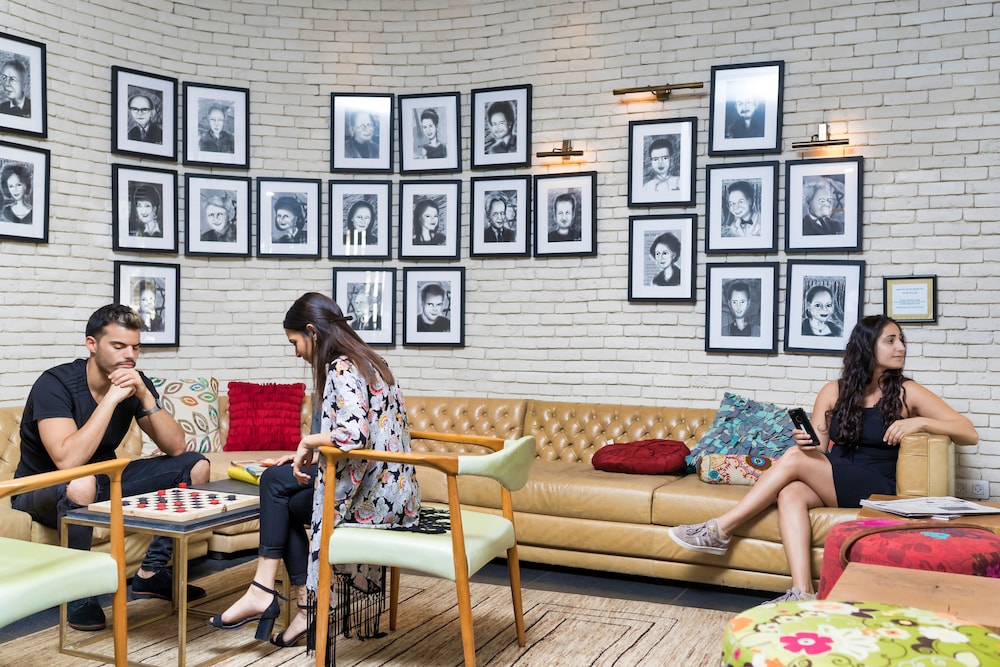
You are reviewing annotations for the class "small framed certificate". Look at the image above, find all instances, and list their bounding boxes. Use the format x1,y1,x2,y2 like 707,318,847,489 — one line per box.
884,275,937,324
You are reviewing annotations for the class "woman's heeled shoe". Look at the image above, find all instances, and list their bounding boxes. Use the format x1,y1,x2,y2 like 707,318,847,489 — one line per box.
205,580,284,638
270,600,313,648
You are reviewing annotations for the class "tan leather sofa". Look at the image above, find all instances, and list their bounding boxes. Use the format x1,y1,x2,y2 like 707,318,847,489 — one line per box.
1,394,954,593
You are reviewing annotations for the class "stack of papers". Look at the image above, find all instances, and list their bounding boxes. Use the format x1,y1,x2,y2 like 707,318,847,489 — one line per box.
860,496,1000,518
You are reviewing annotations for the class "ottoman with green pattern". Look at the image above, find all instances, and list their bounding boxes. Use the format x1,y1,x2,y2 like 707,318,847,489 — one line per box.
722,599,1000,666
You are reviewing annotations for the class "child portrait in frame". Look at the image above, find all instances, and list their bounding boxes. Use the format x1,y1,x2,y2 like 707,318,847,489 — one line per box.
0,32,47,137
705,262,778,354
628,118,697,207
329,180,391,259
627,214,696,303
333,267,395,346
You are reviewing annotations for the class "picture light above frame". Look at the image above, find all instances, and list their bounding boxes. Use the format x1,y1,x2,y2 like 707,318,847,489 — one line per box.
612,81,704,102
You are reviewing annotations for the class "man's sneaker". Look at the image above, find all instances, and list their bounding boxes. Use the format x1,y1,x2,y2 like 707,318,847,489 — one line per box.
132,568,206,602
766,587,817,604
67,596,106,631
667,518,731,555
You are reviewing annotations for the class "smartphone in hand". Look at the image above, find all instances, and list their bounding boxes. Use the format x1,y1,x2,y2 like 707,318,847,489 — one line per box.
788,407,821,446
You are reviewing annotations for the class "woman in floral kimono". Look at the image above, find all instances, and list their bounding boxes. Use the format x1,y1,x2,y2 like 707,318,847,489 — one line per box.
206,292,420,648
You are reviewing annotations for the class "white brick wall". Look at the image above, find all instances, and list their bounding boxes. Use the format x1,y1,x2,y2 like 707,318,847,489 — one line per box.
1,0,997,497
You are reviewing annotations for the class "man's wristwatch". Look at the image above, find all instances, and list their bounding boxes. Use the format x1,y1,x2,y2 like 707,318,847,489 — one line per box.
140,399,163,418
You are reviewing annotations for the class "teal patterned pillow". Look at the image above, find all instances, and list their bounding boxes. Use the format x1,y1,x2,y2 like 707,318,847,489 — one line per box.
685,392,796,472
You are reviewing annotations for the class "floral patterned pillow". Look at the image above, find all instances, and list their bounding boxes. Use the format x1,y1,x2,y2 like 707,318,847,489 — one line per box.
141,377,221,456
697,453,775,485
685,392,796,472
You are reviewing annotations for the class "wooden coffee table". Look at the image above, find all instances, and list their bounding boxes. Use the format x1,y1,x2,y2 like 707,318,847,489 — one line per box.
858,494,1000,535
827,562,1000,632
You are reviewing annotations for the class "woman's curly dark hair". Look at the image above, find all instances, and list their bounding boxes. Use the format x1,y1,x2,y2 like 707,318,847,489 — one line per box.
827,314,908,445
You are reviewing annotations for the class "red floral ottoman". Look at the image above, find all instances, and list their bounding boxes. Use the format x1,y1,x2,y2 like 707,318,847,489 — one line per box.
818,518,1000,599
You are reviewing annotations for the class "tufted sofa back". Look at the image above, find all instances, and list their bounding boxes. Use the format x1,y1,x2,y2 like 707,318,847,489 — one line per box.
406,396,526,454
524,399,716,464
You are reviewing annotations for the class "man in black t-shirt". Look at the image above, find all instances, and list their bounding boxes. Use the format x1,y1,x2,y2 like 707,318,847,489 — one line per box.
13,305,210,631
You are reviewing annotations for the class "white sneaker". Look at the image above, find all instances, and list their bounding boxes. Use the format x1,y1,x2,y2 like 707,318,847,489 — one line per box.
667,518,731,555
766,587,816,604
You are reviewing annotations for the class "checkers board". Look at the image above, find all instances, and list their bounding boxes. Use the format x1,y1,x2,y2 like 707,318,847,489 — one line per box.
87,484,259,522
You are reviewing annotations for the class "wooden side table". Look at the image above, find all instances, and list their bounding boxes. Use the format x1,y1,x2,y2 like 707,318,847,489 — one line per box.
827,561,1000,632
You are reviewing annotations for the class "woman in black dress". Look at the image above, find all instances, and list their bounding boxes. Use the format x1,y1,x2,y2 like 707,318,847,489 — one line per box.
668,315,978,603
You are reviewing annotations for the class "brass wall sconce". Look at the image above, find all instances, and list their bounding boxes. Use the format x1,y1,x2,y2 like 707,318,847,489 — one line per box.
536,139,584,160
791,123,850,149
612,82,704,101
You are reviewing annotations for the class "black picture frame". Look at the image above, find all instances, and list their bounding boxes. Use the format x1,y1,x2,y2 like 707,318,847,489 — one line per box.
534,171,597,257
328,180,392,259
330,93,394,173
470,175,531,258
471,84,531,169
627,214,697,303
627,118,697,207
709,60,784,155
333,267,396,347
398,179,461,260
0,140,49,243
403,267,465,347
182,82,250,168
705,262,779,354
399,92,460,174
111,66,176,160
113,260,180,347
184,174,251,257
785,156,864,253
111,164,177,253
784,259,866,355
884,275,937,324
256,177,321,258
705,161,779,254
0,32,46,137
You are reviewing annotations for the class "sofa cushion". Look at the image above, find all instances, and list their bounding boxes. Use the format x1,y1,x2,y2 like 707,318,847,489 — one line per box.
224,382,306,452
684,393,795,471
698,453,774,486
142,377,222,456
592,440,689,475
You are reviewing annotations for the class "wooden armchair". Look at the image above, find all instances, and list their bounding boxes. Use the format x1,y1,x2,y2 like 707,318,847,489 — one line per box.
313,431,535,666
0,458,129,666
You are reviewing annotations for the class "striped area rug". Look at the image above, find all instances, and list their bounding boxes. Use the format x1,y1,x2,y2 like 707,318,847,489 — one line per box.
0,561,732,666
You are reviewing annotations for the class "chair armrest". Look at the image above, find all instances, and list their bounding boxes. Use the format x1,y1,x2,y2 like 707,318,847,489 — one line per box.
0,458,130,499
896,432,955,498
317,445,460,476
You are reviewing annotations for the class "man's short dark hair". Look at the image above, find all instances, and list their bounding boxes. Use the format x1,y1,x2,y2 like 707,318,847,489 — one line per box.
86,304,142,338
420,282,446,303
554,192,576,214
647,137,672,158
486,100,514,126
726,281,751,302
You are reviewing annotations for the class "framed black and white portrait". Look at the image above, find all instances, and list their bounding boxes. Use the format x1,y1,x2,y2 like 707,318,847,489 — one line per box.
403,267,465,347
398,179,461,260
111,66,176,160
331,93,394,173
184,174,251,257
333,267,395,347
705,262,779,354
627,214,696,303
329,180,391,259
256,178,321,258
627,118,697,207
399,92,460,174
0,140,48,243
113,260,180,347
470,175,530,258
0,32,46,137
112,164,177,253
183,82,249,168
705,161,779,254
784,259,866,355
534,171,597,257
785,156,863,253
709,61,784,155
471,84,531,169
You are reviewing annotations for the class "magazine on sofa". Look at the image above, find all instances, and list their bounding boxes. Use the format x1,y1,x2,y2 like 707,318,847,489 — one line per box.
860,496,1000,518
227,458,278,485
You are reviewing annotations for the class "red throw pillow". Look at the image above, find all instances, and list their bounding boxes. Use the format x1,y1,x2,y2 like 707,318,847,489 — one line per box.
224,382,306,452
591,439,690,474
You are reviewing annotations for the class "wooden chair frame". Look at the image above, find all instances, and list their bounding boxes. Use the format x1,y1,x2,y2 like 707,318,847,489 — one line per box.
313,430,531,666
0,458,129,666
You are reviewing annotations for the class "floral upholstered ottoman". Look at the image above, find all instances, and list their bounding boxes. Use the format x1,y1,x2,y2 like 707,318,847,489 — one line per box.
722,600,1000,666
817,518,1000,598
